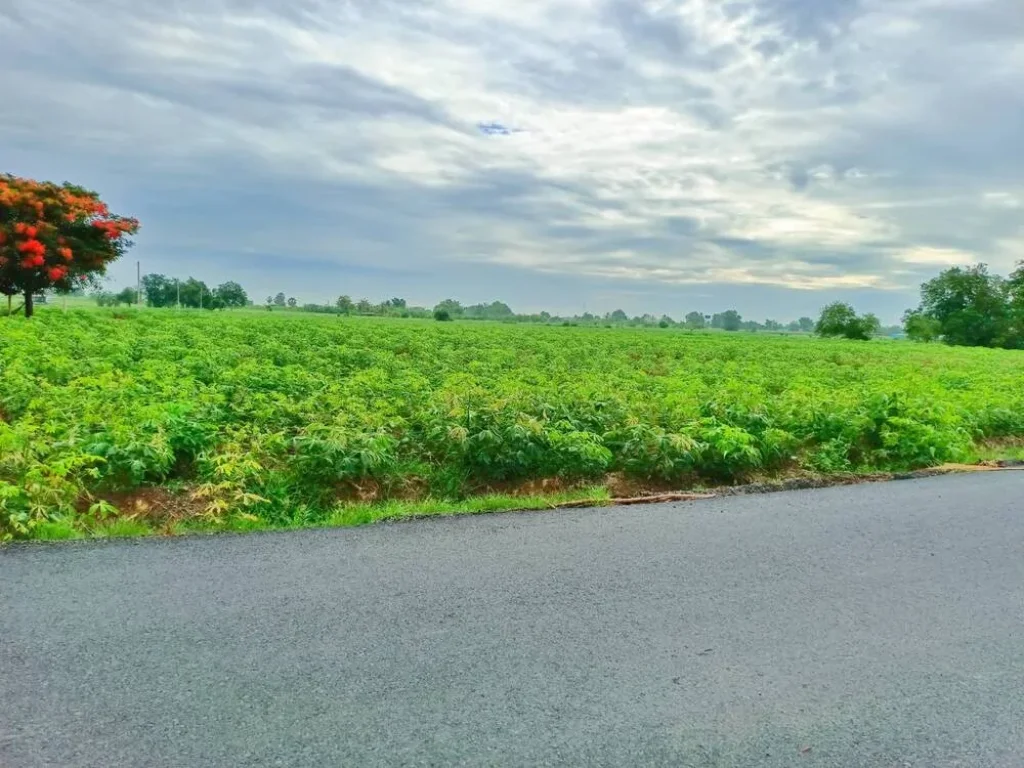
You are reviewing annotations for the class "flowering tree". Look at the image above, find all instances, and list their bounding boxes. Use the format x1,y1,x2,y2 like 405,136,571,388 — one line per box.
0,174,139,317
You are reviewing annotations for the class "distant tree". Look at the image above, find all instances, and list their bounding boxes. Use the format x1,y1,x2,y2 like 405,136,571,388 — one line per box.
1008,261,1024,344
141,274,176,307
386,297,407,309
815,302,880,340
335,295,354,314
287,296,297,308
764,319,782,331
356,298,373,314
786,320,801,332
273,292,286,307
719,310,742,331
797,317,815,333
914,264,1011,348
113,286,138,306
433,308,452,322
464,301,514,320
434,298,464,317
177,278,210,309
684,311,705,329
215,281,248,308
93,290,114,307
902,310,942,342
608,309,628,323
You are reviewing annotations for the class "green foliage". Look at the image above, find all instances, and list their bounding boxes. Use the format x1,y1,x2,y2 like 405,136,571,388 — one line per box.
434,308,452,322
684,311,706,329
713,310,743,331
815,302,880,340
911,263,1021,349
2,310,1024,539
902,311,942,342
434,299,463,318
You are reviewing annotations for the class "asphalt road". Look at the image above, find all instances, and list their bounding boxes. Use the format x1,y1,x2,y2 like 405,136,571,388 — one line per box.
3,472,1024,767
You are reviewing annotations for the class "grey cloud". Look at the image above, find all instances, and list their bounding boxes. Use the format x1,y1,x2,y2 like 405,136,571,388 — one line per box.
1,0,1021,322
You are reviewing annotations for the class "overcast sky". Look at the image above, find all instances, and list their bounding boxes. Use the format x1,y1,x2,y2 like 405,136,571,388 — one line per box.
1,0,1021,320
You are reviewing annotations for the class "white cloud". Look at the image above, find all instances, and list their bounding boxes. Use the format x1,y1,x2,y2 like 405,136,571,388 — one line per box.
895,246,978,266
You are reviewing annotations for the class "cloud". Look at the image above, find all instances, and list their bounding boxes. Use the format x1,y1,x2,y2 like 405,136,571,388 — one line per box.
0,0,1021,319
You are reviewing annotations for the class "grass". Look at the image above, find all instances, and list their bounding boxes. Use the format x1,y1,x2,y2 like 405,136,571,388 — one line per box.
21,486,612,541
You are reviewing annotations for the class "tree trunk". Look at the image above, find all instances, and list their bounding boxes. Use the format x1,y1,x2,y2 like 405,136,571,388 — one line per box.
6,294,10,315
23,291,34,319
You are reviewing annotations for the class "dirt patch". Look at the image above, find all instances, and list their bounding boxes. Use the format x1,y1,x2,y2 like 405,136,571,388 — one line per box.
979,436,1024,449
335,476,431,503
472,477,580,497
80,487,206,526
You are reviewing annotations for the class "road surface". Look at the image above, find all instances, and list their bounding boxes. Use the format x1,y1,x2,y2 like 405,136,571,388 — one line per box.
3,472,1024,767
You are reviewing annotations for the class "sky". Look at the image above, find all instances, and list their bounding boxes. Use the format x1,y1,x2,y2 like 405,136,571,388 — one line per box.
1,0,1021,321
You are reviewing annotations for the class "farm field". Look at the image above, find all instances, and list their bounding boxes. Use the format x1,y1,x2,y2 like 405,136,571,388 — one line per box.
2,309,1024,540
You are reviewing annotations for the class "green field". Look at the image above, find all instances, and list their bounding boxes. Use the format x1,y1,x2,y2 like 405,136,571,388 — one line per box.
2,309,1023,540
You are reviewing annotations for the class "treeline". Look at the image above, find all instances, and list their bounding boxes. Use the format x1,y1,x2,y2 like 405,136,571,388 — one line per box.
902,262,1024,348
95,274,249,309
292,295,832,332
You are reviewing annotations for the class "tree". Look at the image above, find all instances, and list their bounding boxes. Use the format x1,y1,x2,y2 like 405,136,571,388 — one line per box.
92,290,114,307
141,273,177,307
273,292,286,307
798,317,815,333
902,310,942,342
684,311,705,329
356,298,373,314
718,310,742,331
0,173,139,317
608,309,628,323
915,264,1011,348
433,308,452,322
114,287,138,306
815,302,880,340
464,301,514,320
177,278,210,309
287,297,297,308
215,281,248,308
434,299,463,317
786,320,801,332
1002,261,1024,346
335,295,354,314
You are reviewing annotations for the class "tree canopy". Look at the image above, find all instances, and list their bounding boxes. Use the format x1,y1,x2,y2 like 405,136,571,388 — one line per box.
815,302,880,341
911,264,1020,348
0,173,139,316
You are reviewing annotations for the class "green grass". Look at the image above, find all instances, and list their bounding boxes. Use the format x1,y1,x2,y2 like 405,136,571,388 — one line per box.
3,308,1024,540
324,486,611,527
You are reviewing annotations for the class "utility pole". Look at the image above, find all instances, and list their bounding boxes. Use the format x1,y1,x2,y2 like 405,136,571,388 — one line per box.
136,261,141,307
199,287,203,310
